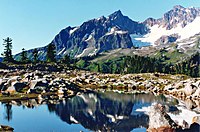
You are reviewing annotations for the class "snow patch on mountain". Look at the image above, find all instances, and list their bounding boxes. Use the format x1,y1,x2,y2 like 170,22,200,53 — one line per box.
57,48,66,55
88,49,97,56
76,49,87,58
85,34,93,42
69,27,79,35
106,27,127,36
76,47,96,58
137,16,200,45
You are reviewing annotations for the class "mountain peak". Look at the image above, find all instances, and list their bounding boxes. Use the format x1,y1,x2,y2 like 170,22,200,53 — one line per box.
158,5,200,29
109,10,123,18
173,5,185,10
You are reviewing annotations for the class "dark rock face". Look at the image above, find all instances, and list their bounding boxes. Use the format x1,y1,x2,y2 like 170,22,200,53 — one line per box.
107,10,147,34
143,17,158,27
97,31,133,53
155,34,180,45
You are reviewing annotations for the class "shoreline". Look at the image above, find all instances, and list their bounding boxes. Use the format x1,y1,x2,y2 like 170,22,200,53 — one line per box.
0,69,199,131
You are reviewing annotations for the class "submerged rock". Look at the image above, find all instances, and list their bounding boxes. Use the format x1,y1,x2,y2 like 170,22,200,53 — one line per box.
192,116,200,124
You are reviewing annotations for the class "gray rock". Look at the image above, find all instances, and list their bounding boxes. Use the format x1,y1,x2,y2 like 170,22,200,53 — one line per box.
28,79,48,93
148,104,178,129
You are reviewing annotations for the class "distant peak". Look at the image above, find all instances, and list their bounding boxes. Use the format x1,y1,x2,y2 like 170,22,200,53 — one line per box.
173,5,185,9
115,10,122,14
109,10,123,18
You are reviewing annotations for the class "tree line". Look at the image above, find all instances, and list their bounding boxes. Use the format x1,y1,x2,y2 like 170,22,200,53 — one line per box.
76,53,200,77
1,37,70,66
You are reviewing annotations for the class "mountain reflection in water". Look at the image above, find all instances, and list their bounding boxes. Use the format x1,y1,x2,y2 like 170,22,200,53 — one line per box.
1,91,178,132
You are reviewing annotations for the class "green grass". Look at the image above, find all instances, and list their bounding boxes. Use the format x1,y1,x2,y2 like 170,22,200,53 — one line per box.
152,48,187,64
0,93,38,101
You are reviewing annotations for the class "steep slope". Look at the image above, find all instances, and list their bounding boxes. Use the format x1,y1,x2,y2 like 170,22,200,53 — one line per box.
52,10,147,58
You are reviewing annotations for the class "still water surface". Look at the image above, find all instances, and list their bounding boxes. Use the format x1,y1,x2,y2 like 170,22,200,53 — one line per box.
0,91,178,132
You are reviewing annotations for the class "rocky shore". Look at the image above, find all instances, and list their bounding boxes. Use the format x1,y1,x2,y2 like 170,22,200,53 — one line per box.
0,68,199,131
0,125,14,132
147,103,200,132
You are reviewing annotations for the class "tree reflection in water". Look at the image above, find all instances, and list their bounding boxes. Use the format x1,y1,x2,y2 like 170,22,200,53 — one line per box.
4,103,12,121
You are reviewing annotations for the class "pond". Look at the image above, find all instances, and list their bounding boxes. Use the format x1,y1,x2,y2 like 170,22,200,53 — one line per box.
0,91,186,132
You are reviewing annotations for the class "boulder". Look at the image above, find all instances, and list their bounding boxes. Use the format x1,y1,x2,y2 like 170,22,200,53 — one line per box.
184,83,197,96
27,79,48,93
147,104,178,131
6,86,16,93
7,76,21,85
192,116,200,124
13,82,27,92
0,78,8,91
185,99,197,110
192,88,200,99
0,125,14,131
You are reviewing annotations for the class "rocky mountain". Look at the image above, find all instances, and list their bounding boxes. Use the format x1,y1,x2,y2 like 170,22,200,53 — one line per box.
14,5,200,60
52,10,147,58
15,10,148,60
144,5,200,29
139,5,200,45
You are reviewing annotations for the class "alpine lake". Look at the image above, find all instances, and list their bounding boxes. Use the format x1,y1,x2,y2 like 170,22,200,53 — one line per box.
1,90,197,132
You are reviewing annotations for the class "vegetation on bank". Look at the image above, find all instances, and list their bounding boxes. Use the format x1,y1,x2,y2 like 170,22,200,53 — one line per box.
0,37,199,77
75,53,200,77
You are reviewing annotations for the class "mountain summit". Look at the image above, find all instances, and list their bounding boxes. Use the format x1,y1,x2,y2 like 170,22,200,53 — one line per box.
108,10,123,18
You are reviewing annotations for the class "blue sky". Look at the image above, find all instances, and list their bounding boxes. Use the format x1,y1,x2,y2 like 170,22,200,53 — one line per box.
0,0,200,54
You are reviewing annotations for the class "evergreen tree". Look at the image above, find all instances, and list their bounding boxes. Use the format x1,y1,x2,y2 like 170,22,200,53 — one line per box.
20,48,28,63
62,54,71,67
33,48,38,63
46,42,56,62
1,37,13,62
97,63,101,72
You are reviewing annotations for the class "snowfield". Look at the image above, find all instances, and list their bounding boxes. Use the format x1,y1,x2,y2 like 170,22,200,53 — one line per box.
135,16,200,45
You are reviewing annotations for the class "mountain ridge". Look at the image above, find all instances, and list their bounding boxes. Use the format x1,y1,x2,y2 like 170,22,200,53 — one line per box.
14,5,200,61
